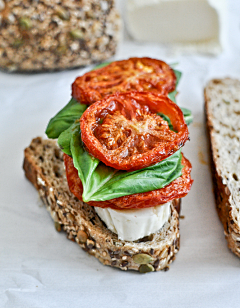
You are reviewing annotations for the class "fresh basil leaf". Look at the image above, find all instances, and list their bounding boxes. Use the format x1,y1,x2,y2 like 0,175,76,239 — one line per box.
168,70,182,104
181,107,193,126
92,62,111,71
158,107,192,130
70,123,100,192
58,121,78,156
82,163,119,202
158,113,174,131
170,62,179,68
45,98,87,139
84,150,183,202
164,69,192,126
167,90,177,104
174,69,182,87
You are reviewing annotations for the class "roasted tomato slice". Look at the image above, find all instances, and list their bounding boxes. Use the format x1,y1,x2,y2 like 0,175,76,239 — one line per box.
72,57,176,105
80,92,189,171
64,153,193,210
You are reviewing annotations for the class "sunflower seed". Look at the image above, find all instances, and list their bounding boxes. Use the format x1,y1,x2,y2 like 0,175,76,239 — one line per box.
77,230,88,243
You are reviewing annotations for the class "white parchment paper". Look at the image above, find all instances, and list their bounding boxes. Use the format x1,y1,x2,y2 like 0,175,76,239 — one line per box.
1,1,240,307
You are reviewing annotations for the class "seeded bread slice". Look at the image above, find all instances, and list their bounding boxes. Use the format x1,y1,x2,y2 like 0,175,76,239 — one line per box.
205,78,240,258
0,0,120,72
23,137,181,273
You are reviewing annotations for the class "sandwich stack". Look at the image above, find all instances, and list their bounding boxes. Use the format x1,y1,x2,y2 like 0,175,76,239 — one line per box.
24,58,193,272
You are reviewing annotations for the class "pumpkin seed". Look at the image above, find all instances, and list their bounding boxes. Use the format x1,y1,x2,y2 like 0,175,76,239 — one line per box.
139,264,154,273
54,221,61,232
223,99,230,105
19,17,32,30
133,253,153,264
13,38,24,48
56,7,70,20
69,29,84,40
56,44,67,55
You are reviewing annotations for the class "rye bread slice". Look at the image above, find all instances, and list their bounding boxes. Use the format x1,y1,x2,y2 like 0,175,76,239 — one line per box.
23,137,181,272
205,78,240,258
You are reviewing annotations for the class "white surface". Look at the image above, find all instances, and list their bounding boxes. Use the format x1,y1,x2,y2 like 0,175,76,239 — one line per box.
95,202,170,241
1,1,240,307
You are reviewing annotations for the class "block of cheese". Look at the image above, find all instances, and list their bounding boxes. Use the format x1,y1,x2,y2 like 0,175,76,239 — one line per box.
126,0,226,54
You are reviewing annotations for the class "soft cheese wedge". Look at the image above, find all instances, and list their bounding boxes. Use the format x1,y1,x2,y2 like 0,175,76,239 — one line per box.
95,203,171,241
126,0,226,54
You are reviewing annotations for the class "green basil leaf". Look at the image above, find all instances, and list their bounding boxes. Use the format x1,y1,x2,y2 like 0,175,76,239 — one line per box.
158,113,175,131
165,69,192,126
46,61,109,139
82,163,119,202
170,62,179,68
158,107,192,131
181,107,193,126
174,69,182,87
45,98,87,139
91,62,111,70
58,121,77,156
168,90,177,104
84,150,183,202
168,70,182,104
70,123,100,192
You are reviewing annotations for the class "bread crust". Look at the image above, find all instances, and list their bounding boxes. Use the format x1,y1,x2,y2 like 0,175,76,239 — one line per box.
23,137,181,272
205,78,240,258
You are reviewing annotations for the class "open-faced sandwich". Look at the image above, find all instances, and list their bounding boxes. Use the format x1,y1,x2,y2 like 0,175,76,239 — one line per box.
23,58,193,273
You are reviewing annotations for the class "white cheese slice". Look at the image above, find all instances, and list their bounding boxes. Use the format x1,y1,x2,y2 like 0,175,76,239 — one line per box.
126,0,226,54
95,202,171,241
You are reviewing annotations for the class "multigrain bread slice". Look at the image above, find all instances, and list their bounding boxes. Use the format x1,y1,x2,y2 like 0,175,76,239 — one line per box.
0,0,120,72
23,137,181,273
205,78,240,257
